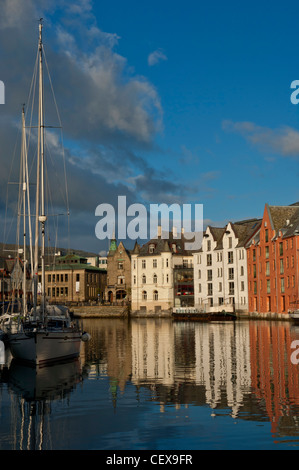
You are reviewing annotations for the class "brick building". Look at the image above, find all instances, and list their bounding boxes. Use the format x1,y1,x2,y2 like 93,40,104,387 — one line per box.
105,237,131,303
246,203,299,316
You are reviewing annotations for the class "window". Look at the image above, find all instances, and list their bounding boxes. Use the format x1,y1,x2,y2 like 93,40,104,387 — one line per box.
229,282,234,295
118,276,125,285
142,260,146,269
153,290,158,301
228,268,234,280
279,243,283,256
219,297,224,306
280,259,284,274
218,282,222,292
149,244,155,254
142,291,147,301
265,246,269,259
153,259,157,268
229,237,232,249
208,283,213,296
153,274,157,284
76,274,80,282
134,275,136,285
65,274,68,282
281,278,285,293
207,240,211,251
48,274,51,282
118,262,123,270
142,275,146,284
207,270,213,281
241,281,244,291
166,259,169,268
266,261,270,276
198,270,201,279
207,254,212,266
240,266,244,276
228,251,234,264
265,229,269,243
253,249,256,262
253,264,257,279
166,274,169,283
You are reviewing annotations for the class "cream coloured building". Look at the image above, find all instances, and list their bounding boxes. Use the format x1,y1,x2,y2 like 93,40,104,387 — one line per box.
131,229,194,314
193,219,261,313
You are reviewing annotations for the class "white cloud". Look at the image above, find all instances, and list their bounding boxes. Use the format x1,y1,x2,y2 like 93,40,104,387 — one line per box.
148,49,168,66
222,120,299,158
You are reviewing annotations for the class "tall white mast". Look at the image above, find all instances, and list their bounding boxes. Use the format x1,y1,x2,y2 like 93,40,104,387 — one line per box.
34,19,46,319
39,19,46,317
21,106,27,315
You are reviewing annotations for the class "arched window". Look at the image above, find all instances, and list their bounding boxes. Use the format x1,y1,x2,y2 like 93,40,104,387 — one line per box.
153,274,157,284
142,291,147,301
153,290,158,301
142,274,146,284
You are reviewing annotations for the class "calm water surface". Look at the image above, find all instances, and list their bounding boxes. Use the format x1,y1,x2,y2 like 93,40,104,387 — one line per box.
0,319,298,450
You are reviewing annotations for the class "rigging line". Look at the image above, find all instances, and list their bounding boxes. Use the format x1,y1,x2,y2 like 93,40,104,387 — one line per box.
24,44,39,171
45,156,59,270
44,133,68,208
43,45,71,252
3,116,22,248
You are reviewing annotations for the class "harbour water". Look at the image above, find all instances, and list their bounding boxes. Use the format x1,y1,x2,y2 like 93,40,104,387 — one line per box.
0,318,298,450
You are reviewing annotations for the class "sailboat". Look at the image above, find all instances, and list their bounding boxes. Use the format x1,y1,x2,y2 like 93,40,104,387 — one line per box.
7,21,90,365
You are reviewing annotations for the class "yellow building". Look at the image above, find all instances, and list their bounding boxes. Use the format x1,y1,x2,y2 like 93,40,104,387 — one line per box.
39,254,107,304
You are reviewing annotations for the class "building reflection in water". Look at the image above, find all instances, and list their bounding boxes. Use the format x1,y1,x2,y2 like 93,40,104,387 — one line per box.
2,318,298,448
130,320,252,418
249,322,299,438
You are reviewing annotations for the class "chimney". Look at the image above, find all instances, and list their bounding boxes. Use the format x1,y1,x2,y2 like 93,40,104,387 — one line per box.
172,226,177,238
157,226,162,238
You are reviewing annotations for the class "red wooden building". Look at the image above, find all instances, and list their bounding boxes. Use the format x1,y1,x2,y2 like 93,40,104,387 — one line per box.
246,203,299,315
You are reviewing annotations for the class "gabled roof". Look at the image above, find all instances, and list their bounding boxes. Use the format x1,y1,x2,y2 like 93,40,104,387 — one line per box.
267,204,299,232
138,231,194,257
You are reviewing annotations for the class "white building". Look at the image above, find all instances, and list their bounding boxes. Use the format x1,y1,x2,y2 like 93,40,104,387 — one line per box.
193,219,261,313
131,228,194,314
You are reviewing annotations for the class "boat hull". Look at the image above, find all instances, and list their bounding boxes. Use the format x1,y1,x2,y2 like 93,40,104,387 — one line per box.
290,312,299,325
172,312,237,322
8,330,82,365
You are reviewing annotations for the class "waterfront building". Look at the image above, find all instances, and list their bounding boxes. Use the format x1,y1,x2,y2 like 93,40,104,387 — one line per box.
40,253,107,304
105,235,131,303
131,227,194,314
193,219,261,313
246,203,299,315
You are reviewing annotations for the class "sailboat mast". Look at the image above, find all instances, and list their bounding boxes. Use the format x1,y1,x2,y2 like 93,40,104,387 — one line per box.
33,19,46,319
21,106,27,315
39,20,46,315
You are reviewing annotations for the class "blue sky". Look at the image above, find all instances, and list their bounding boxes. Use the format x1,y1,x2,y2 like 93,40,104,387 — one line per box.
0,0,298,253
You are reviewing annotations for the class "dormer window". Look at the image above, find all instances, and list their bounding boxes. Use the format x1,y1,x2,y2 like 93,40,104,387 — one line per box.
149,244,155,254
